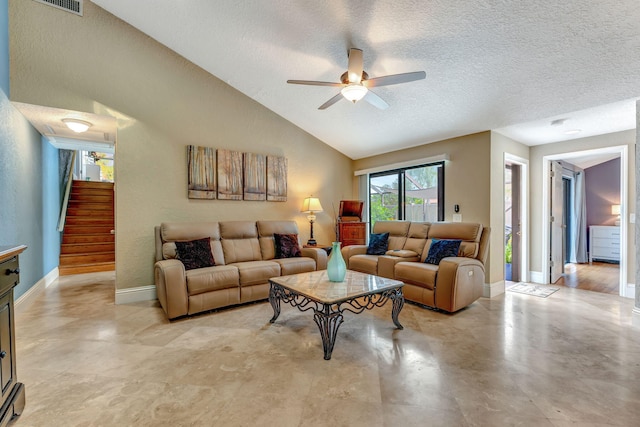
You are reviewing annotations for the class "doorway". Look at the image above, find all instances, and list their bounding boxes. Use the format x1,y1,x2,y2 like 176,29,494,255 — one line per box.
542,146,627,296
504,154,528,284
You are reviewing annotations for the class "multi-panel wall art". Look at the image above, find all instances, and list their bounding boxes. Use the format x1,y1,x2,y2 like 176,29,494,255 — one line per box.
187,145,286,202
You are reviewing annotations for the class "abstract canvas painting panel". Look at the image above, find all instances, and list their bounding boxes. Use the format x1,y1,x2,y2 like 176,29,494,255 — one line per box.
187,145,216,199
217,149,243,200
244,152,266,201
267,155,287,202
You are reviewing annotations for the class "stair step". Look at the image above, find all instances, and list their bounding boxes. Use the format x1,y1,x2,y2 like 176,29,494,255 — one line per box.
70,189,113,198
63,225,114,235
63,234,114,244
68,194,113,203
65,217,114,226
66,207,114,217
59,262,115,276
72,180,114,189
60,242,115,254
60,252,115,266
67,201,113,210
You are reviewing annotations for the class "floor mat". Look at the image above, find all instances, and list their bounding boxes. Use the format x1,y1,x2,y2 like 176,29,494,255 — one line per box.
507,282,560,298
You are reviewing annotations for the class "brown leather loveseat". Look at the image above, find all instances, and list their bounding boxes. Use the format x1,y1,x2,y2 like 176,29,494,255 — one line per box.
154,220,327,319
342,221,490,312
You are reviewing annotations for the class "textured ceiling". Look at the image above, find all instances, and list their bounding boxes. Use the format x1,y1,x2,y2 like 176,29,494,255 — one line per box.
90,0,640,159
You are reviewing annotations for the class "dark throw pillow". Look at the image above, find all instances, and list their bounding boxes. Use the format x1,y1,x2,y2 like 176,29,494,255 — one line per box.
175,237,215,270
424,238,462,265
274,233,302,258
367,232,390,255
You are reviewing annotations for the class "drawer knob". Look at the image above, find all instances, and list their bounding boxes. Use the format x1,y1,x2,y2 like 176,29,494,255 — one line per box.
5,268,19,276
0,351,6,359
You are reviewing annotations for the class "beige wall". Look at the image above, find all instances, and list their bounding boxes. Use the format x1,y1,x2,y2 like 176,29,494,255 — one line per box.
490,132,530,285
530,130,636,286
353,132,497,282
9,1,353,291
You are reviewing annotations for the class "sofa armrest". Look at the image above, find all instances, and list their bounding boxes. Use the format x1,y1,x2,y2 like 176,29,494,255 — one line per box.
154,259,188,319
341,245,368,268
378,254,420,279
434,257,485,312
301,247,328,270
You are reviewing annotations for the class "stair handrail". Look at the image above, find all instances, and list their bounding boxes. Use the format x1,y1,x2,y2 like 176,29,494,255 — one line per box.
57,151,77,232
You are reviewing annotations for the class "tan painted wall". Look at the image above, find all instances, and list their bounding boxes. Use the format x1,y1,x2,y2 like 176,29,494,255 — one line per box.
9,1,353,290
353,132,495,282
490,132,530,284
530,130,636,286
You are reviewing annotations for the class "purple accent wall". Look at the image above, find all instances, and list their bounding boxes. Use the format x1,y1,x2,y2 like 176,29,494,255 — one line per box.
585,158,620,227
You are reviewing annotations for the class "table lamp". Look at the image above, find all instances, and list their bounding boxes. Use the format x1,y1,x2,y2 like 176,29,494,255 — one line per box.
611,204,621,226
301,196,323,246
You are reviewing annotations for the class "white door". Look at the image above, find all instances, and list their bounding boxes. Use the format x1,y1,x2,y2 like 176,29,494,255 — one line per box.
550,161,564,283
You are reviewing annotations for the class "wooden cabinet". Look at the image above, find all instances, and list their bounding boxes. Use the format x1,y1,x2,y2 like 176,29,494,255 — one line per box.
0,246,26,425
589,226,620,263
338,222,366,247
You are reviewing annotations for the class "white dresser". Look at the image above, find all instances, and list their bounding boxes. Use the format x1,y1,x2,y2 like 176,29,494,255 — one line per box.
589,225,620,263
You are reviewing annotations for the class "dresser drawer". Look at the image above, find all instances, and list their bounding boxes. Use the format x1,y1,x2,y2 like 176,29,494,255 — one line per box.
591,227,620,238
592,237,620,247
0,257,19,296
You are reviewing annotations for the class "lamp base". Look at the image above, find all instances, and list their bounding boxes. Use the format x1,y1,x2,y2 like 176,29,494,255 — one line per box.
307,239,317,246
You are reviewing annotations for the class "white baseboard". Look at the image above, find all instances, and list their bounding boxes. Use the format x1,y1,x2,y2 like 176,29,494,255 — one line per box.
115,285,157,304
623,283,635,299
15,267,59,308
529,271,544,284
483,280,505,298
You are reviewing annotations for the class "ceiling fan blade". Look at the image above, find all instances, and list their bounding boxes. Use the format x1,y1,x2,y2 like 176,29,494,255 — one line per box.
363,90,389,110
364,71,426,88
287,80,344,87
347,48,364,84
318,93,344,110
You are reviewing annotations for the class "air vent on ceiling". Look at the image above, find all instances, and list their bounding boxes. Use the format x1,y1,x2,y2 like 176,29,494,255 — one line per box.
33,0,83,16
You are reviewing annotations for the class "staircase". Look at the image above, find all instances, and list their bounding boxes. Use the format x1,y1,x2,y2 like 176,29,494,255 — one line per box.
59,180,115,275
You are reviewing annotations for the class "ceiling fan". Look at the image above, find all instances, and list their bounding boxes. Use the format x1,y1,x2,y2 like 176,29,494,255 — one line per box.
287,48,426,110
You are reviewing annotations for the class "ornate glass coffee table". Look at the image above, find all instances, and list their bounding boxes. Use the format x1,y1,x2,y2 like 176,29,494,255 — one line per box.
268,270,404,360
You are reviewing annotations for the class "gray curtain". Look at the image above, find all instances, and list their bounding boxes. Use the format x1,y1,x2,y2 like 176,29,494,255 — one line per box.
59,149,75,200
571,171,588,263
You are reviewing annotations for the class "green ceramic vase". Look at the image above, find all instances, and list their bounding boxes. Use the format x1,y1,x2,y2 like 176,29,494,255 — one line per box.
327,242,346,282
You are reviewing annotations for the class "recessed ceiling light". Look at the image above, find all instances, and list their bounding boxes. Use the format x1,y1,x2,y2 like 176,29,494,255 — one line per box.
563,129,582,135
62,118,92,133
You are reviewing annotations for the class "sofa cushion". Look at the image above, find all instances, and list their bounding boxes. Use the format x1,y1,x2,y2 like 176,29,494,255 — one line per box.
273,257,316,275
257,220,300,260
186,265,239,295
233,260,281,286
175,238,216,270
394,262,439,290
348,255,380,275
274,233,302,258
385,249,418,258
367,232,389,255
425,239,462,265
372,221,410,250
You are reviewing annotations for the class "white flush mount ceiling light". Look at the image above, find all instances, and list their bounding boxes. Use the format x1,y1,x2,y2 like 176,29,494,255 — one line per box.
341,84,368,103
62,118,92,133
563,129,582,135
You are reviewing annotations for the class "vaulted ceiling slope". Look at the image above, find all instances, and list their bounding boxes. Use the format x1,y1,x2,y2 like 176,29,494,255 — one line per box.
91,0,640,159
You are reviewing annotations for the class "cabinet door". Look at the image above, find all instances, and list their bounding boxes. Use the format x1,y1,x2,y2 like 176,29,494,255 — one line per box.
0,295,13,396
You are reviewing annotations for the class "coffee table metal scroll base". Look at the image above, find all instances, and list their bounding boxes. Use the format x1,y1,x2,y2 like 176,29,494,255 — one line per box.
269,283,404,360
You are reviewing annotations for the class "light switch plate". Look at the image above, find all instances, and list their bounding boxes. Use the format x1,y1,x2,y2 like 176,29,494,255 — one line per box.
452,214,462,222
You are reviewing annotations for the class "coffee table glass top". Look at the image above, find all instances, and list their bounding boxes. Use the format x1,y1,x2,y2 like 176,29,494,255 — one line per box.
269,270,403,304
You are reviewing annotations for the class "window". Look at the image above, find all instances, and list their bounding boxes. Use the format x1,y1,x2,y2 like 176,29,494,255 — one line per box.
369,162,444,229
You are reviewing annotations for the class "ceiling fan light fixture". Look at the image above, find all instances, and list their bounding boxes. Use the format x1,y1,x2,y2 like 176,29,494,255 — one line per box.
62,118,92,133
341,84,368,103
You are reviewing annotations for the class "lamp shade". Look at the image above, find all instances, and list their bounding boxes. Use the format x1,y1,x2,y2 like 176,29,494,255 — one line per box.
611,204,621,215
301,197,323,213
340,84,368,103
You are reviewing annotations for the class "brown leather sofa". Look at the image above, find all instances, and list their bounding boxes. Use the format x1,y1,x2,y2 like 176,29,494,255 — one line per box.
154,220,327,319
342,221,490,312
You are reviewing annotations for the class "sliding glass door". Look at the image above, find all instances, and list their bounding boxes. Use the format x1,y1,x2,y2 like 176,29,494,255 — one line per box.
369,162,444,229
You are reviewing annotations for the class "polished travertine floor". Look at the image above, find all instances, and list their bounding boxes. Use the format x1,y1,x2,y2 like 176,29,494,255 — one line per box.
13,272,640,426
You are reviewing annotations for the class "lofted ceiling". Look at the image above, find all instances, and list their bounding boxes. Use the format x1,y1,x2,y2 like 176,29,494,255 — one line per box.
80,1,639,159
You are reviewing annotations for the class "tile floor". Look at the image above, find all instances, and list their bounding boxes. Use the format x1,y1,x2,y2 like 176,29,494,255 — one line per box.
11,272,640,426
